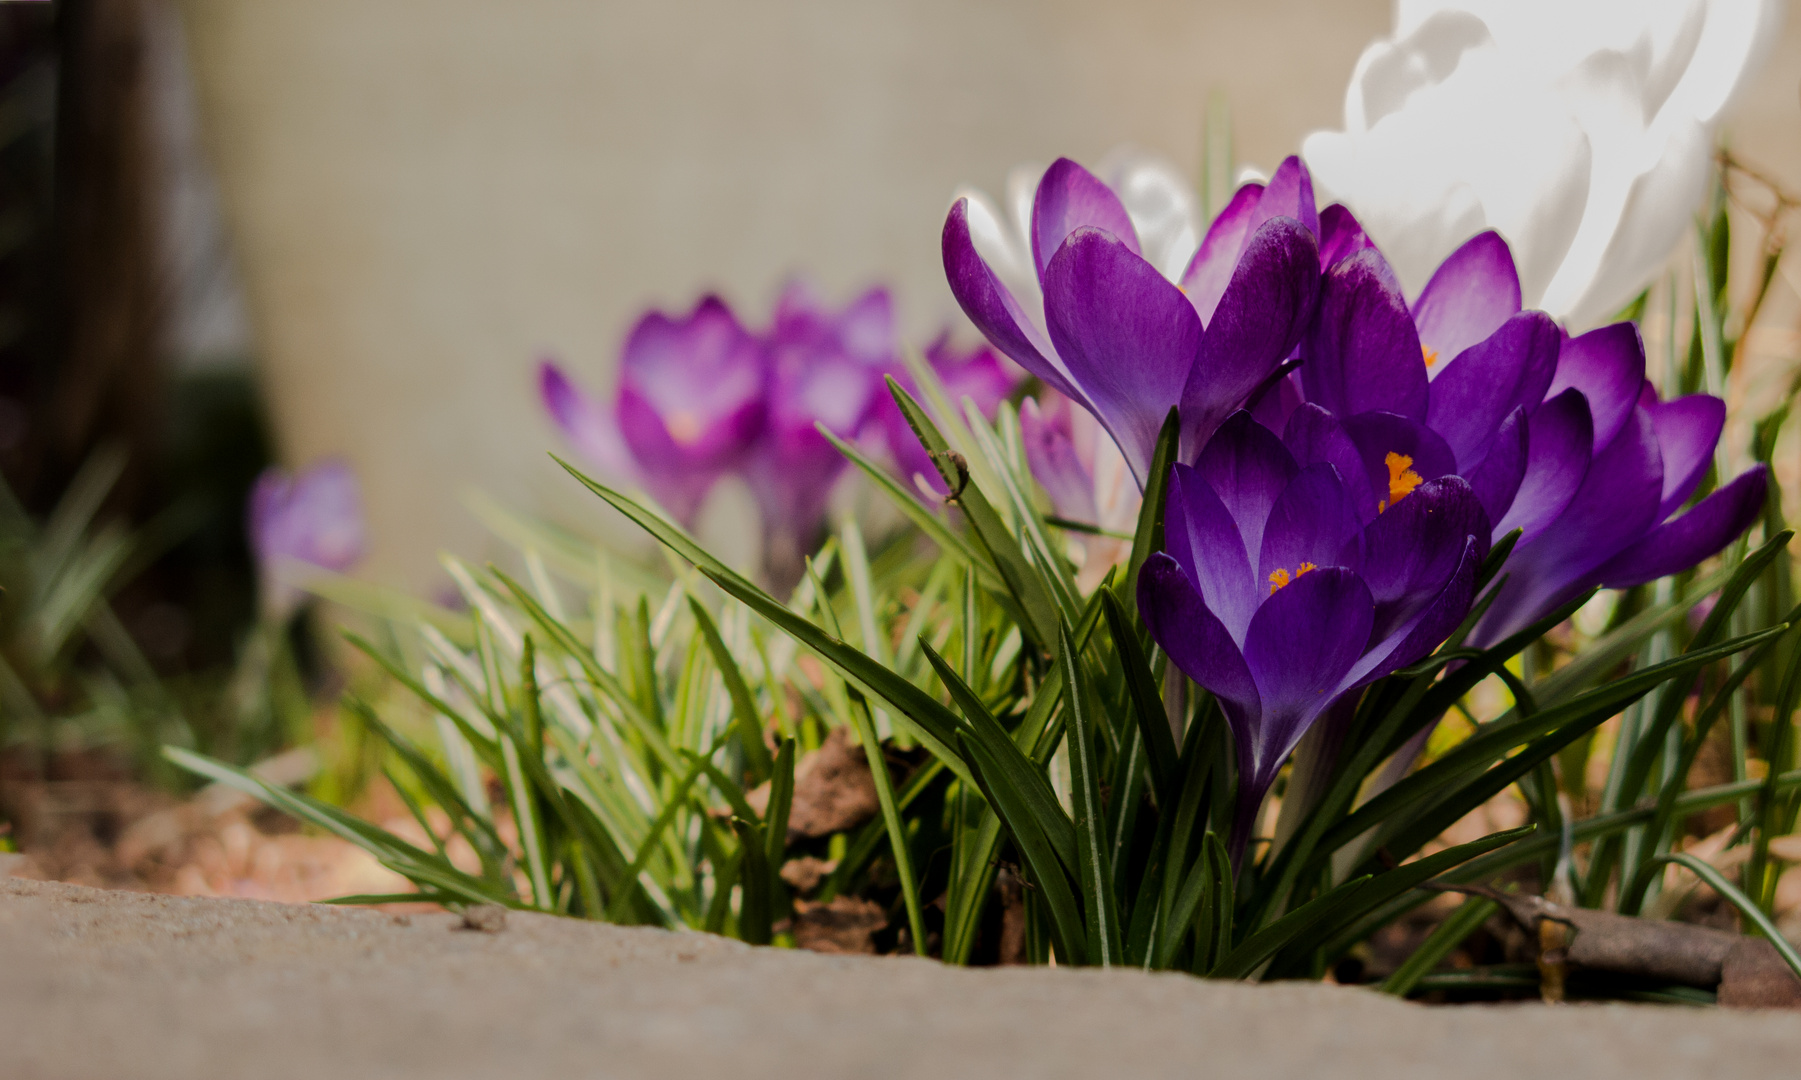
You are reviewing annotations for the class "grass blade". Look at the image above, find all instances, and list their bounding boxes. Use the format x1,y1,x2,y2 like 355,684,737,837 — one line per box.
688,595,775,784
1060,621,1122,966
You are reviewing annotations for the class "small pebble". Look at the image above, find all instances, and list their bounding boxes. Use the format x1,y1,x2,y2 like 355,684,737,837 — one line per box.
459,904,507,933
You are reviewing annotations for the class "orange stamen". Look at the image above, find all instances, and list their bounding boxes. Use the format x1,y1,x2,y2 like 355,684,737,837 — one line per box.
1267,561,1317,595
666,410,704,444
1422,343,1439,367
1378,451,1423,513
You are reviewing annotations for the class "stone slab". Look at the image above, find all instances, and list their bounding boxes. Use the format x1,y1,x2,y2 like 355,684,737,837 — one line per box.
2,877,1797,1079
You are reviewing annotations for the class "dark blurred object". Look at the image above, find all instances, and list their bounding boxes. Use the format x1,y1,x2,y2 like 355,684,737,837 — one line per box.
0,0,279,807
0,2,57,497
43,0,165,515
17,0,268,676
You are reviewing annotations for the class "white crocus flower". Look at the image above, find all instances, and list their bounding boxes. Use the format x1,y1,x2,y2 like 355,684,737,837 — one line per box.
1302,0,1781,330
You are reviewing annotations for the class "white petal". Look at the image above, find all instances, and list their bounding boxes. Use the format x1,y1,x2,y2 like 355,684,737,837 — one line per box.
1351,10,1491,129
1004,162,1044,256
1098,145,1201,284
954,186,1042,315
1658,0,1783,125
1560,117,1712,330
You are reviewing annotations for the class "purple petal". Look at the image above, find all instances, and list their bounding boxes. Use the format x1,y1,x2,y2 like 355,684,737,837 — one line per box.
1644,393,1726,520
751,291,901,547
1301,249,1428,422
1346,535,1481,689
1282,403,1374,518
1180,218,1321,453
1042,227,1201,484
1249,370,1303,434
1493,388,1593,542
1357,475,1489,642
620,296,767,436
1593,468,1768,590
1020,396,1098,522
943,199,1082,402
1138,552,1261,730
1240,566,1373,795
617,391,758,525
1257,463,1363,589
1425,310,1560,469
1196,411,1298,563
1410,231,1522,366
1164,463,1260,641
1246,156,1320,243
1465,407,1528,528
1485,408,1664,636
249,460,368,574
1031,158,1140,281
539,360,639,482
1546,323,1646,451
743,436,847,560
1318,203,1374,270
1179,182,1264,321
928,335,1018,417
835,287,898,365
1342,411,1458,523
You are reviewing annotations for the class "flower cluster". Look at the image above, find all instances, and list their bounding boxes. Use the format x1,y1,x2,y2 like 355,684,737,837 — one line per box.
542,282,1015,582
946,151,1767,839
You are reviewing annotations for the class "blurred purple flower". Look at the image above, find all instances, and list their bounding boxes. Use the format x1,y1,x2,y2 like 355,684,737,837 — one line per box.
1020,391,1136,591
543,281,1011,589
867,333,1018,496
248,459,366,619
541,294,766,526
944,154,1322,484
1137,414,1486,859
744,282,895,578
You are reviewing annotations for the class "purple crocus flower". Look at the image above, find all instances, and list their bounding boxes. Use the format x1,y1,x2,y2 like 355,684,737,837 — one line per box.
1254,238,1555,533
1282,229,1767,643
741,282,896,578
1137,413,1487,859
541,294,766,527
248,459,367,620
943,155,1323,483
1472,325,1768,644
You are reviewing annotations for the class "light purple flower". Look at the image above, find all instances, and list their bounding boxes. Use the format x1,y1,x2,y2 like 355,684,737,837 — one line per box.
543,282,1015,587
744,282,895,571
541,294,766,527
248,460,367,619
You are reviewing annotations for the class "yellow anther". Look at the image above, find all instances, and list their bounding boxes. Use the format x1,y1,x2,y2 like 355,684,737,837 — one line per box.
1422,343,1440,367
665,410,704,444
1378,451,1423,514
1267,561,1317,595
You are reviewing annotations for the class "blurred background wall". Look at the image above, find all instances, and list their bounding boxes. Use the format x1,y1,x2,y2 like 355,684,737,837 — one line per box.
168,0,1801,594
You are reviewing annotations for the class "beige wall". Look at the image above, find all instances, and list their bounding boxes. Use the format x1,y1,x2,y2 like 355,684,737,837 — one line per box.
178,0,1798,592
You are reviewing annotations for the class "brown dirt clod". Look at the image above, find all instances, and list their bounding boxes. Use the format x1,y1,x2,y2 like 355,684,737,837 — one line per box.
791,895,887,954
